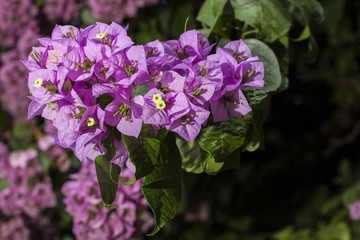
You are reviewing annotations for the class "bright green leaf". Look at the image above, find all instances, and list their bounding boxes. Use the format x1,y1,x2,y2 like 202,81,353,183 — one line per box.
230,0,292,42
197,0,228,29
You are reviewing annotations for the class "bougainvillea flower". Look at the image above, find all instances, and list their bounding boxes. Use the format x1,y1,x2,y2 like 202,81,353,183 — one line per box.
166,101,210,142
143,88,190,126
210,87,252,122
24,22,265,164
104,95,144,138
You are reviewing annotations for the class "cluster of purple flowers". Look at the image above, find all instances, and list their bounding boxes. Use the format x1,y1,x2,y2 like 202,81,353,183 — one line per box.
44,0,83,23
0,217,30,240
0,0,41,123
43,0,159,24
0,142,57,239
0,0,38,48
61,163,153,240
0,30,40,123
25,22,264,162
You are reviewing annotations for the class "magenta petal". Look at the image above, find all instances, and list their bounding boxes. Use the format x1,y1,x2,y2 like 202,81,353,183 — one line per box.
169,121,201,142
223,40,252,61
167,92,190,120
210,100,229,122
117,117,142,138
131,95,144,119
227,88,252,117
27,100,45,119
161,71,185,92
143,104,169,125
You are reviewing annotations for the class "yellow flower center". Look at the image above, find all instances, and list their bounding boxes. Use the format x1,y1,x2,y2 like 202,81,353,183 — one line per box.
152,94,162,103
96,33,106,39
156,100,166,110
86,117,96,127
35,78,43,88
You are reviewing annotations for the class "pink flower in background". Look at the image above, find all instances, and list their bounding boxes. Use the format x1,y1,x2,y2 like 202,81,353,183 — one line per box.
348,200,360,220
0,0,38,48
0,217,30,240
0,142,57,219
44,0,83,23
62,163,153,240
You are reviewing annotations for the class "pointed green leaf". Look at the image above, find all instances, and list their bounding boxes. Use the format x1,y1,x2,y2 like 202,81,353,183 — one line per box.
122,125,160,179
143,133,182,236
242,120,261,152
176,137,207,174
230,0,291,42
199,114,252,162
292,25,311,42
197,0,228,28
95,155,121,204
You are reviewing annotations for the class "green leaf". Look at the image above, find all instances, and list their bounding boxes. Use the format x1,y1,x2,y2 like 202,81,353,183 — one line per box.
199,114,252,162
341,181,360,206
197,0,228,29
230,0,291,42
286,0,324,24
243,39,282,106
95,155,121,204
38,151,51,175
292,25,311,42
205,148,241,175
143,133,182,236
96,93,115,110
307,35,319,63
316,222,350,240
242,120,261,152
122,125,160,179
176,137,207,174
279,36,289,49
132,84,149,96
0,179,9,192
8,124,33,150
105,204,119,210
81,8,97,25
